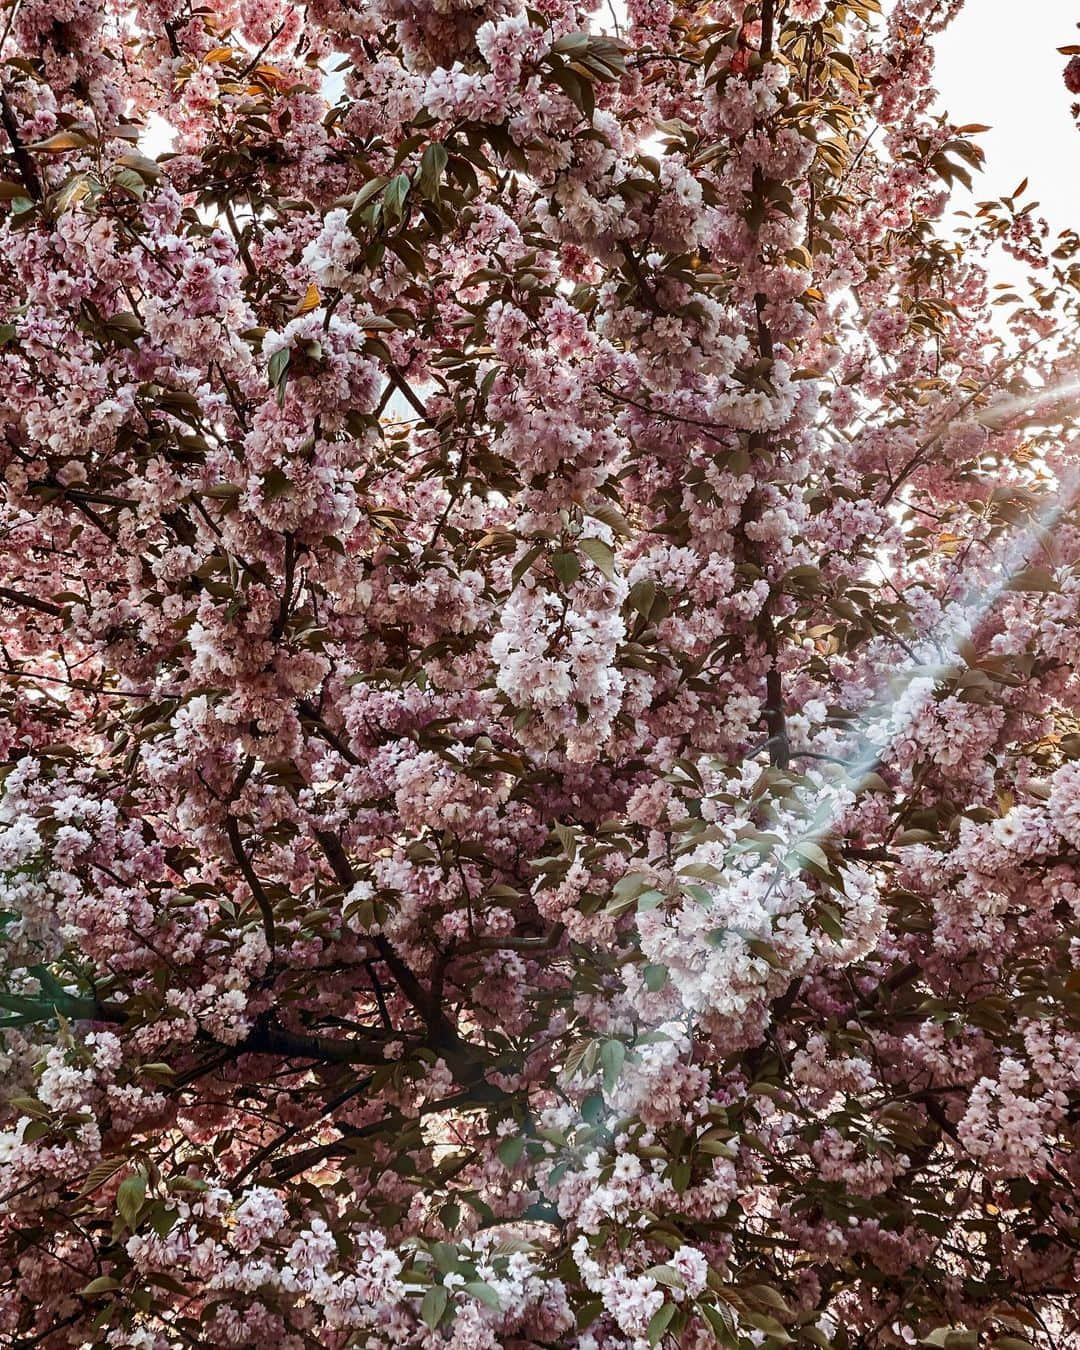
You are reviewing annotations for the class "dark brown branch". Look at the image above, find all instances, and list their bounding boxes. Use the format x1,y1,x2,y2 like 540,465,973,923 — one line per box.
386,365,433,424
225,815,276,948
237,22,286,80
271,532,295,642
762,662,789,770
268,1078,509,1183
842,845,901,864
29,481,137,509
746,973,803,1079
314,829,459,1046
298,701,362,764
365,960,392,1028
455,924,564,955
0,84,42,202
759,0,775,59
744,1,787,772
231,1072,374,1186
619,242,661,313
243,1022,388,1065
0,586,62,617
224,200,257,280
172,1047,238,1089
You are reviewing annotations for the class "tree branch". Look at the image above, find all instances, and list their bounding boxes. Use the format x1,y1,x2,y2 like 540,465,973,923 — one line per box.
314,829,460,1047
0,586,62,617
268,1078,509,1183
224,815,276,949
243,1022,391,1065
231,1073,374,1186
0,84,42,202
455,924,564,956
386,365,433,424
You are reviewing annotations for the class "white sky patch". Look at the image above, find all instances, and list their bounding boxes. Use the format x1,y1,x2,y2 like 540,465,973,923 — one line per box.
932,0,1078,334
934,0,1076,240
141,111,175,159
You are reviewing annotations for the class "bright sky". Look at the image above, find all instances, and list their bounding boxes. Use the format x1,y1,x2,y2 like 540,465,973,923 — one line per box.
933,0,1077,236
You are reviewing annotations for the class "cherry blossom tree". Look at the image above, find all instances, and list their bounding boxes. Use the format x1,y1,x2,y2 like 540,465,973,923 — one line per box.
1,0,1079,1345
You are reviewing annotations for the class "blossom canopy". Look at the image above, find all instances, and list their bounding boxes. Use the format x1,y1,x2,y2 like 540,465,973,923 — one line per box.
0,0,1079,1347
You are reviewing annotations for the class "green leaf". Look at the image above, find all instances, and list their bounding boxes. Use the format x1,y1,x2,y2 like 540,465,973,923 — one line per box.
578,1297,604,1328
547,65,587,114
580,1093,605,1124
418,142,448,200
580,536,616,580
701,1302,737,1343
351,175,388,214
149,1203,179,1239
116,1172,146,1229
383,173,411,224
645,1264,683,1288
643,963,669,992
612,872,647,899
793,840,831,872
895,828,936,845
745,1284,793,1316
628,578,657,619
585,501,632,535
498,1135,526,1167
463,1281,502,1310
1006,566,1059,593
29,129,92,152
267,347,290,390
78,1157,125,1197
81,1276,121,1297
801,1329,832,1349
420,1283,449,1329
552,31,591,57
646,1302,676,1346
742,1311,793,1342
262,467,292,500
429,1241,458,1273
511,543,544,589
167,1176,209,1193
139,1062,175,1080
552,551,581,586
112,168,146,198
600,1039,625,1094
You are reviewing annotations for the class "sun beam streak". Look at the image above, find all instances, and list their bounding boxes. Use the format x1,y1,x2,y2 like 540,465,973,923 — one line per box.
974,377,1080,430
803,439,1080,843
592,426,1080,1135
